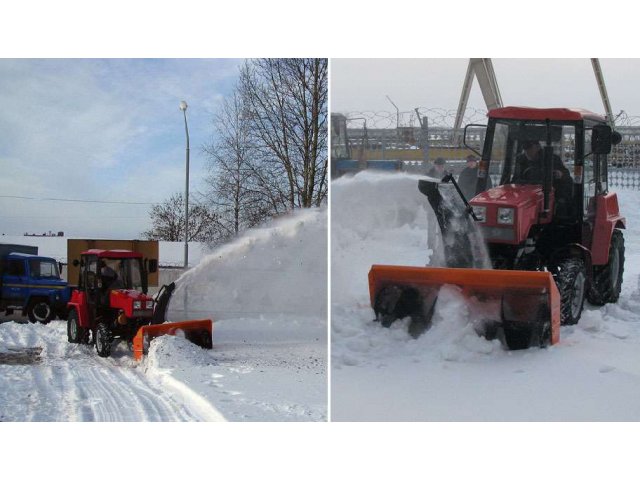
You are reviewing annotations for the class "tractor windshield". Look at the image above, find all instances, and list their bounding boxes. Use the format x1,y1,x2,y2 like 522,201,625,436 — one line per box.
486,119,577,187
99,257,143,290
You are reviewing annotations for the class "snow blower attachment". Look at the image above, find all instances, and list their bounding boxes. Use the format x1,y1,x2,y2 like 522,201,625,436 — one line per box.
134,281,214,360
133,319,213,360
369,265,560,349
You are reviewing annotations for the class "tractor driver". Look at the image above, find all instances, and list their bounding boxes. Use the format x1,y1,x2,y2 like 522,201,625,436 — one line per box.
512,140,573,201
100,260,123,290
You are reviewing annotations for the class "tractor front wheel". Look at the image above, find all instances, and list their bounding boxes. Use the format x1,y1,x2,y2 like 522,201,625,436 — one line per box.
95,323,113,358
555,258,587,325
587,229,625,306
67,309,89,344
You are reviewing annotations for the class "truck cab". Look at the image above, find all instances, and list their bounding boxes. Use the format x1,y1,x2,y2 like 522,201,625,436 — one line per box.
0,246,71,323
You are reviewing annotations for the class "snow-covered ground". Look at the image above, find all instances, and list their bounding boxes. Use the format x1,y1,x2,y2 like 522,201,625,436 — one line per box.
331,171,640,421
0,208,327,421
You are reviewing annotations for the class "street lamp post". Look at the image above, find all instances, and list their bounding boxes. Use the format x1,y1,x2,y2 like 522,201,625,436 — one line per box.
180,100,190,316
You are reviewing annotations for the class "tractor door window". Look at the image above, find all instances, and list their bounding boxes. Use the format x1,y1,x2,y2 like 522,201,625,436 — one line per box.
489,122,510,185
123,259,143,289
85,257,98,289
583,128,596,217
561,126,577,181
598,154,608,193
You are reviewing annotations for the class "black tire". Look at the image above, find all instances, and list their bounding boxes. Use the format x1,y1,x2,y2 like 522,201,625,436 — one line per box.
95,323,113,358
587,229,625,306
67,309,89,344
27,300,54,324
555,257,587,325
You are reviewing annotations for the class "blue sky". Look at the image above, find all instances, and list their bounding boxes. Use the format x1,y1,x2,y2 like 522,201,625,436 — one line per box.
0,58,242,238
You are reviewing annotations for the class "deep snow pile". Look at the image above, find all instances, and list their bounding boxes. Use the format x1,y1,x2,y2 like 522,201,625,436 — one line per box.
331,171,640,421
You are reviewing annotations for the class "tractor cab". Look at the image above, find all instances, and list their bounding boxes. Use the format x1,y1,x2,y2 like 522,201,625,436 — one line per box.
467,107,621,229
79,250,148,295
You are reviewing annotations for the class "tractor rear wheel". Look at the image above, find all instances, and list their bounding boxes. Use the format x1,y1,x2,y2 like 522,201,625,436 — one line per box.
555,258,587,325
587,229,625,306
27,300,54,324
67,309,89,344
95,323,113,358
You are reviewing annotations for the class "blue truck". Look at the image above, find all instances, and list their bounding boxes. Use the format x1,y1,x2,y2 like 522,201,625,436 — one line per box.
0,244,71,323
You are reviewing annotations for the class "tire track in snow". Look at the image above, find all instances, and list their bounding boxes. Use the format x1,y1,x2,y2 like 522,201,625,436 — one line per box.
0,322,217,421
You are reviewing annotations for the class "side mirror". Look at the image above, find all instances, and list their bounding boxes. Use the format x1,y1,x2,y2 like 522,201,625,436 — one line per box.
147,259,158,274
463,124,486,158
72,259,80,267
591,125,621,154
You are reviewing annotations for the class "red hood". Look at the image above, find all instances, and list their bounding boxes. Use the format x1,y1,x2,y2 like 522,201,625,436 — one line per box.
470,184,554,245
471,184,545,208
109,289,155,317
110,289,153,302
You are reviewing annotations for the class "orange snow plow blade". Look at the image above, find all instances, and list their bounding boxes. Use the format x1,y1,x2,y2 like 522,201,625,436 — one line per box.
369,265,560,349
132,319,213,360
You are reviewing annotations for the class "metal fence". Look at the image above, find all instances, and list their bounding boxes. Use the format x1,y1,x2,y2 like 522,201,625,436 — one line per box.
337,109,640,189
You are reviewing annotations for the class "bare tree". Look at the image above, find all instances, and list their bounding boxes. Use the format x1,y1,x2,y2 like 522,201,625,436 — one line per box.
143,192,221,242
203,90,279,243
239,58,328,209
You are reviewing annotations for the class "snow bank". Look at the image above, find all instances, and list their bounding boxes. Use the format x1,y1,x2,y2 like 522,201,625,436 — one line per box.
331,171,433,305
171,208,327,321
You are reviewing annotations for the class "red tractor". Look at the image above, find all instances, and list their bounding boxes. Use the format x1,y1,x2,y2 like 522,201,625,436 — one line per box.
66,249,211,358
370,107,625,349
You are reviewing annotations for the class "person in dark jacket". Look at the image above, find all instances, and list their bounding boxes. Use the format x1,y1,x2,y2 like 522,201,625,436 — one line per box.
426,157,448,179
457,154,493,200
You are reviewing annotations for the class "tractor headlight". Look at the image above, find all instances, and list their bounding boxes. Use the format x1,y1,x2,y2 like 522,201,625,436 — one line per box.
472,206,486,222
145,300,154,310
133,300,142,310
497,207,515,225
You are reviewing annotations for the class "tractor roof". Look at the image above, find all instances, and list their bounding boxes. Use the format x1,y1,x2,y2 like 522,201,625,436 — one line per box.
489,106,607,123
81,249,142,258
